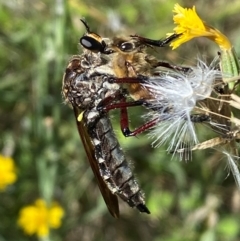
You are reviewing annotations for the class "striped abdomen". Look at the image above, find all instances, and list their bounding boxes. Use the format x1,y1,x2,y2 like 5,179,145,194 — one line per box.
88,114,150,214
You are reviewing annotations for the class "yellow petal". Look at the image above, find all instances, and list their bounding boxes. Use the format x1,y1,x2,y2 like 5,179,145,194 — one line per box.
0,155,17,190
18,199,64,237
168,4,232,50
49,204,65,228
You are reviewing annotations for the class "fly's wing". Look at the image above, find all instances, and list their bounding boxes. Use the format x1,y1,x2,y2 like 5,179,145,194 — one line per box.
73,107,119,218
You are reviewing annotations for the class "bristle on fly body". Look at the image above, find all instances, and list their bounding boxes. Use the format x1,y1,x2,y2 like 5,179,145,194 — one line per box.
142,59,222,160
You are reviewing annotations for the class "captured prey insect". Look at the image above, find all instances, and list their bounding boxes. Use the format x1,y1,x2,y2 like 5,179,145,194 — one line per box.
62,47,151,217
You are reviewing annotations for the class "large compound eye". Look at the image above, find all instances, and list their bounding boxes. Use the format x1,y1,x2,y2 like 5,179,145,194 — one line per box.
119,42,135,52
80,36,105,53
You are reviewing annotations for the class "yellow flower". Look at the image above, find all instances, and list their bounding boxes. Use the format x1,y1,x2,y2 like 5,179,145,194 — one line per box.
0,154,17,191
168,3,232,50
18,199,64,237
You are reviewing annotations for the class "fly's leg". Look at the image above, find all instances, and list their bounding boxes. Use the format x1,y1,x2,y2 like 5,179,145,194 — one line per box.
130,33,181,47
97,86,158,137
99,74,214,137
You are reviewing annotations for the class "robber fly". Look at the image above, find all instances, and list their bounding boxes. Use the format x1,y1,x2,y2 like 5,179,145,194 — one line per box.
69,20,217,217
62,22,151,217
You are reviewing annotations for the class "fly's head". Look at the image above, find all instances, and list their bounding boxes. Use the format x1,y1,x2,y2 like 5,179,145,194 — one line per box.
79,19,114,55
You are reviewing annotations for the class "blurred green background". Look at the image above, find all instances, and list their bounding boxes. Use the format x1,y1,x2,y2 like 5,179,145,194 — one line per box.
1,0,240,240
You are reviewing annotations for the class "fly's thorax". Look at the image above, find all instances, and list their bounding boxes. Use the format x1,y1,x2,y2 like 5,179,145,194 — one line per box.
62,50,119,110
